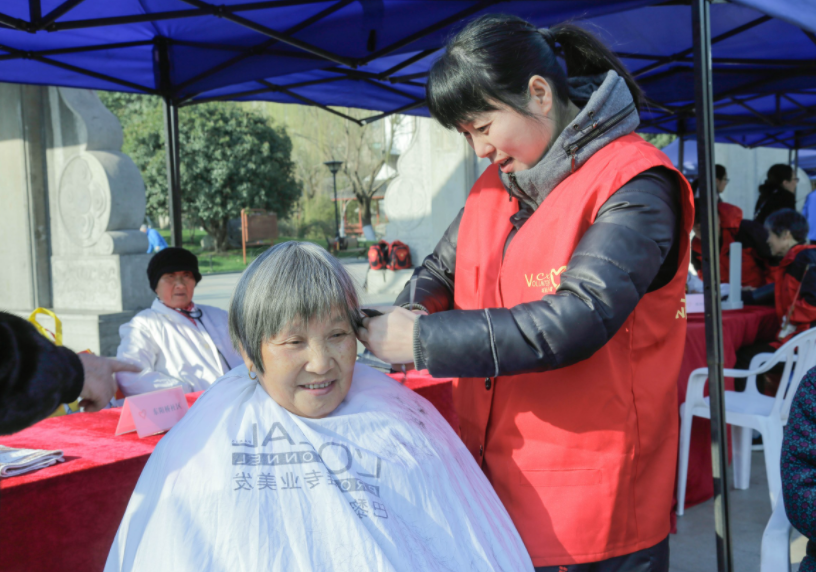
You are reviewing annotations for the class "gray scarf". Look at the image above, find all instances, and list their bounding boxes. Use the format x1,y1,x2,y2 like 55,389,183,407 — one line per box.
499,70,640,209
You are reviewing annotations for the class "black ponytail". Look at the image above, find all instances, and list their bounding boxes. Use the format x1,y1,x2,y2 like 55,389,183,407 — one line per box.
550,23,642,107
427,14,643,130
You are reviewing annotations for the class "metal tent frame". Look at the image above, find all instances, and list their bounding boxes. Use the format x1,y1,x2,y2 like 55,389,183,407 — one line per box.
693,1,731,568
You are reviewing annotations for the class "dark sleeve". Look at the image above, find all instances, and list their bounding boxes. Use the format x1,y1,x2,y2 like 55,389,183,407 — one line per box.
782,371,816,540
785,191,798,211
0,312,84,435
393,208,462,314
787,250,816,307
414,167,681,377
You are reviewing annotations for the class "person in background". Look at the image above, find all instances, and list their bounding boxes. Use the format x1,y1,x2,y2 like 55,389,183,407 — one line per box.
140,224,168,254
690,198,772,289
713,164,743,220
801,183,816,244
734,209,816,392
755,164,798,225
781,366,816,572
116,247,242,396
688,164,729,198
715,164,730,194
0,312,141,435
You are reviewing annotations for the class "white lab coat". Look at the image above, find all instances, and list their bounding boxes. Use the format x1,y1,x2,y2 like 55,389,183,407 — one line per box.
116,299,243,396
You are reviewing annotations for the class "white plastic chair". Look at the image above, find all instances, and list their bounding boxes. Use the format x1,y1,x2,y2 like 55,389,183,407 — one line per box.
676,328,816,515
761,493,792,572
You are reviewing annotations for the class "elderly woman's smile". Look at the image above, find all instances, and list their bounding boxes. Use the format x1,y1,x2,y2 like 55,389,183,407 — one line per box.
257,313,357,418
229,241,363,420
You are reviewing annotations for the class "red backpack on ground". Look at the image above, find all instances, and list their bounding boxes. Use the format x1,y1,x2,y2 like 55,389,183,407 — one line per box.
387,241,412,270
367,240,390,270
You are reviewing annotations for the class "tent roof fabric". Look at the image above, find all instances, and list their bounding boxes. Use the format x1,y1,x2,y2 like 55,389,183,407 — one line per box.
1,0,815,146
186,0,816,145
0,0,655,99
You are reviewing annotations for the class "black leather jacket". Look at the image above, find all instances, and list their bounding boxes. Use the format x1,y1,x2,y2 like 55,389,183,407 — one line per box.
395,166,681,378
0,312,84,435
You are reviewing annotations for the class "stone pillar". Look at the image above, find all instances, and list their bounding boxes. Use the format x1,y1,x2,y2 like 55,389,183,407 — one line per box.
383,117,489,265
0,84,153,355
0,84,52,311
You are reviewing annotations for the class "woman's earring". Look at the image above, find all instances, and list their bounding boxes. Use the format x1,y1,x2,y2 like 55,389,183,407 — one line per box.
248,365,258,381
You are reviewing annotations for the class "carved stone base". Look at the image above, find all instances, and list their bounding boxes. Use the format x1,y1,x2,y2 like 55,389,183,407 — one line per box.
52,254,154,312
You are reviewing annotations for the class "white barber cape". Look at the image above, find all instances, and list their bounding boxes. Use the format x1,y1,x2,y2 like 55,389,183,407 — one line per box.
105,363,533,572
116,299,243,396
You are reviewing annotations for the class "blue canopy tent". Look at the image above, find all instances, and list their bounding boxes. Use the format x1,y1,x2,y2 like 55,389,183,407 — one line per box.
2,1,813,228
1,2,815,569
181,2,816,129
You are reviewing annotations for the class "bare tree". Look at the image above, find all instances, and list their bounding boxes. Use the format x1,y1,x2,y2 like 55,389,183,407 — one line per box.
259,103,414,238
337,113,408,228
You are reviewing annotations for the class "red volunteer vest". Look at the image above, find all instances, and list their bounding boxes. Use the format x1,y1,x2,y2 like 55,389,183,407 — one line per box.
691,201,767,288
453,134,694,566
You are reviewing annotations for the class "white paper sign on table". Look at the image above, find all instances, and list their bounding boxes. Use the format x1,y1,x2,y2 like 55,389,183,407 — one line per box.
114,386,189,438
686,293,706,314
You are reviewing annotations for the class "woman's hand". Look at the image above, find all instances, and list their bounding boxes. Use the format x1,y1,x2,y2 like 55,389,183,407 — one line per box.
358,306,422,365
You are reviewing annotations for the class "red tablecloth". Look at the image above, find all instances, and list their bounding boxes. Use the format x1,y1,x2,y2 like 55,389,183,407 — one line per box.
675,305,778,510
0,373,456,572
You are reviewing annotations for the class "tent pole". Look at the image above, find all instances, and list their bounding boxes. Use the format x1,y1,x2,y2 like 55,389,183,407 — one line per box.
678,117,686,175
692,1,733,571
163,97,183,247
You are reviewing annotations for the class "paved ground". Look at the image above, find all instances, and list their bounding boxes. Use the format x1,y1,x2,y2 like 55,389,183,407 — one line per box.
195,269,805,571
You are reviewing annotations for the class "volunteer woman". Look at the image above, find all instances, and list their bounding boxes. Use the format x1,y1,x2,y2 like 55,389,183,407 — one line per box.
359,15,693,571
116,247,242,396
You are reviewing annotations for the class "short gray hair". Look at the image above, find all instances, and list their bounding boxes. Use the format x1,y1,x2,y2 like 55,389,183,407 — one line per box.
229,241,361,374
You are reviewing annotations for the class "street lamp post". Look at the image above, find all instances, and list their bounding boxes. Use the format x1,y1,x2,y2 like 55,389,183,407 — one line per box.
324,160,343,242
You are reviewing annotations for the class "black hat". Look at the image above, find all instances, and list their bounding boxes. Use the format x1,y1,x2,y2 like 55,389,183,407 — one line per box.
147,247,202,291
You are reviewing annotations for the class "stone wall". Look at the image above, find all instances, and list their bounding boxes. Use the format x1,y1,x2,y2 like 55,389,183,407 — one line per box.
0,84,52,311
383,116,488,265
0,84,153,354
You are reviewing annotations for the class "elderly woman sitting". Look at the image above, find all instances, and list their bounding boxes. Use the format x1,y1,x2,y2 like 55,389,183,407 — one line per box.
106,242,532,572
115,247,243,396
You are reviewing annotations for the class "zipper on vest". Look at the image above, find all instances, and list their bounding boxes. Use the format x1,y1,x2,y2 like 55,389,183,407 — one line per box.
566,102,637,173
508,173,520,201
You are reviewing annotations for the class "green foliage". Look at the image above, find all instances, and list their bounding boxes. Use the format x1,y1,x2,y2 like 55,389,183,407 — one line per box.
279,193,337,241
638,132,677,150
97,92,302,251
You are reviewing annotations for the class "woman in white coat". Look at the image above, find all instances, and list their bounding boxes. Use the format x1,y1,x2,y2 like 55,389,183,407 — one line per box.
116,247,242,396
